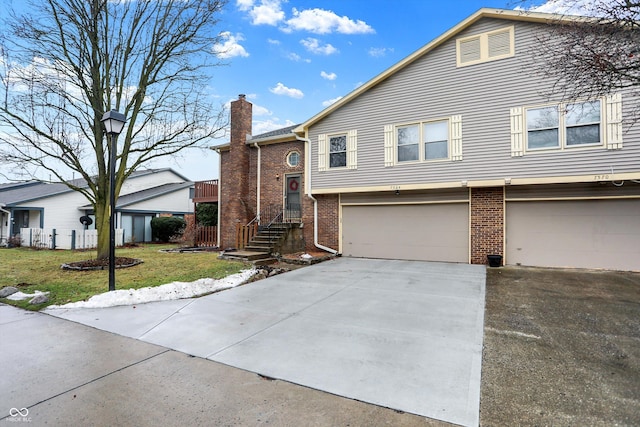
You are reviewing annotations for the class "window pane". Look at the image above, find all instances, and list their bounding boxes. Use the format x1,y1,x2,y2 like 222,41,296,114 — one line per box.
397,125,419,146
329,135,346,152
423,121,448,143
567,124,600,145
398,144,419,162
330,152,346,168
527,107,558,130
566,101,600,125
425,141,448,159
528,129,559,149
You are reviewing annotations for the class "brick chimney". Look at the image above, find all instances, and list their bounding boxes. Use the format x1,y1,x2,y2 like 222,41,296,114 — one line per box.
220,94,253,249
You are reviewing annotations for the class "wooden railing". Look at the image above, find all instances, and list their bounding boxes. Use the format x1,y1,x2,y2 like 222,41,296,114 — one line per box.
236,223,258,249
193,180,219,203
196,226,217,247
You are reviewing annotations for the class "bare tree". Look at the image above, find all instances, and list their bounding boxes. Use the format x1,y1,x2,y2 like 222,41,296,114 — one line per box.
0,0,228,259
517,0,640,119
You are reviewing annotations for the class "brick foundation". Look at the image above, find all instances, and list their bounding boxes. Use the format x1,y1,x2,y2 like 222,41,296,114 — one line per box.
470,187,504,265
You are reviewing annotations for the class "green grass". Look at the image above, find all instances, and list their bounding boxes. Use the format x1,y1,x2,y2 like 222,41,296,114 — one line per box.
0,244,247,310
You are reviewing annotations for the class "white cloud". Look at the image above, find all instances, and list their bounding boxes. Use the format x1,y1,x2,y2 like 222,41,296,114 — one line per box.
213,32,249,59
253,118,296,135
320,71,337,80
269,82,304,99
236,0,254,12
368,47,394,58
523,0,601,16
252,104,272,116
248,0,285,26
300,38,338,55
267,38,281,45
322,96,342,107
284,8,375,34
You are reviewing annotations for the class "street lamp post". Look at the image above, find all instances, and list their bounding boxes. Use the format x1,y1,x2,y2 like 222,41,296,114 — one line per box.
101,109,126,291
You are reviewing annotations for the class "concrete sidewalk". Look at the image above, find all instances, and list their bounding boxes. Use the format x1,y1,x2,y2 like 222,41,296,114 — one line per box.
0,303,443,426
43,258,486,426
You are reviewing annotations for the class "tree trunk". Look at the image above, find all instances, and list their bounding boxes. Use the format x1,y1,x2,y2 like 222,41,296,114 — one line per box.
95,198,111,260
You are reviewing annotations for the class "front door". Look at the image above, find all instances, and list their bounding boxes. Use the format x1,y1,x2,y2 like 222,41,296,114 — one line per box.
285,175,301,222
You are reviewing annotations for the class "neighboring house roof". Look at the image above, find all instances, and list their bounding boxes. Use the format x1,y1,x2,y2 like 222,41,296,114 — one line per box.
294,7,592,133
0,168,190,207
78,182,194,209
211,124,302,151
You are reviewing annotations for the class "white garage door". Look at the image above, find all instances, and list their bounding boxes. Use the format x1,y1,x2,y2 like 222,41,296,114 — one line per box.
342,203,469,262
506,200,640,271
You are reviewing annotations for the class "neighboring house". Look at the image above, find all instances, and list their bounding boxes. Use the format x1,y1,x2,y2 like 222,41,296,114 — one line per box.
217,8,640,271
0,168,195,245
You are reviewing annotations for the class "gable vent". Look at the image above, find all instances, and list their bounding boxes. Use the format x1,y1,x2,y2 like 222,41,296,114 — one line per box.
457,26,514,67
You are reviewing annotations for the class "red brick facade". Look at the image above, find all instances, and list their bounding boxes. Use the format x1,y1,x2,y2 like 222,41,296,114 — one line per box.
219,95,253,249
470,187,504,265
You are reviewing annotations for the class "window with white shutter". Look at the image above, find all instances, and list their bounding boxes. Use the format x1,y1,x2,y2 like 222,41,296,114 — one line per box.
605,93,623,150
347,129,358,169
318,134,327,171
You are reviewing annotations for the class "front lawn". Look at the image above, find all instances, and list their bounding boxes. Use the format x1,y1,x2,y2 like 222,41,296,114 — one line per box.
0,244,246,310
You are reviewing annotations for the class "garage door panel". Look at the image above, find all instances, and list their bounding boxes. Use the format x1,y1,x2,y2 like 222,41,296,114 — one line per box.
342,204,469,263
506,200,640,271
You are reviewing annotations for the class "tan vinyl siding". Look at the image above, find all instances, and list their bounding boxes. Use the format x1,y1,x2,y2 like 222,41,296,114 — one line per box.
308,18,640,192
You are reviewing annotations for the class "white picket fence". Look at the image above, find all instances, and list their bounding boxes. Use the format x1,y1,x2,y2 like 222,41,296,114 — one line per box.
19,228,124,250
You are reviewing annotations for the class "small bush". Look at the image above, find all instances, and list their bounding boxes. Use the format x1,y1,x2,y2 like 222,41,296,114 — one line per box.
151,217,186,243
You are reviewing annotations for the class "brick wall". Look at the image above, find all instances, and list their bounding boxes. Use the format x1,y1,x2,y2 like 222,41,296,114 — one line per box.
311,194,339,251
219,95,252,249
470,187,504,264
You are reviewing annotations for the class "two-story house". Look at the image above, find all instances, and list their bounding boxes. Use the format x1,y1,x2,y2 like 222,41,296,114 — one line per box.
217,8,640,271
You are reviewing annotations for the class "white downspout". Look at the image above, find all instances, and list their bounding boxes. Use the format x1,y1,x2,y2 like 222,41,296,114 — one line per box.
213,147,222,246
253,142,261,222
298,135,338,255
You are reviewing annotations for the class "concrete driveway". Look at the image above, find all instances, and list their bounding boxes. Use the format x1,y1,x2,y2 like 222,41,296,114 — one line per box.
45,258,486,427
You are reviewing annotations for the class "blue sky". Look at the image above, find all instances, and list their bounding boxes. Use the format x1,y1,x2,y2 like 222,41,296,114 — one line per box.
3,0,569,182
182,0,527,181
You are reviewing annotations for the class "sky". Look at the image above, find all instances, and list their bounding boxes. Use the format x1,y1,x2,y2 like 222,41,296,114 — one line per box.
2,0,578,183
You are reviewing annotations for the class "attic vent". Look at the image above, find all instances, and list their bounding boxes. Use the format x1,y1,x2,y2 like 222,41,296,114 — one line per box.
457,26,514,67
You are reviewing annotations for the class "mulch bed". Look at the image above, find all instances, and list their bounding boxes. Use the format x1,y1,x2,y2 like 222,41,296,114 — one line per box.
61,257,143,271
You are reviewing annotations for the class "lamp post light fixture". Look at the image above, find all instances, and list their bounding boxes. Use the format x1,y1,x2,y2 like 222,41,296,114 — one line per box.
101,109,126,291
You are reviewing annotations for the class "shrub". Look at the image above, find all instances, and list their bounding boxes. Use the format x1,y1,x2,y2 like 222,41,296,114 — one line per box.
151,216,186,242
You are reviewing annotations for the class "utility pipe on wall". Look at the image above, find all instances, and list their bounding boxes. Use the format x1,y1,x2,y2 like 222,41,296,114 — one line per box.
253,142,261,222
298,135,338,255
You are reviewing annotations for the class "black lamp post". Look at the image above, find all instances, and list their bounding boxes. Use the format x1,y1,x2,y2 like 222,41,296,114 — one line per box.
101,109,126,291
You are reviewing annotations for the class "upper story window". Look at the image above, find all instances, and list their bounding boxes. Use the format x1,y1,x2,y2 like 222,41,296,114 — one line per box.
317,130,358,171
457,26,515,67
526,100,601,151
384,116,463,167
510,94,622,157
397,119,450,163
329,135,347,168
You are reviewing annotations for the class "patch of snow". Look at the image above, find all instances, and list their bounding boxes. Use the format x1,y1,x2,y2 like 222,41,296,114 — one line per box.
300,253,313,259
45,269,257,309
6,290,50,301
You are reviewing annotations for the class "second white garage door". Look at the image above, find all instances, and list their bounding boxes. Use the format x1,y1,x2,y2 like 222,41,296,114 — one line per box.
341,203,469,262
506,199,640,271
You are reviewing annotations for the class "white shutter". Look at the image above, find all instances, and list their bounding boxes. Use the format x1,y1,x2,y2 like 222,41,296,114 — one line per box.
318,134,327,171
605,93,623,150
450,115,463,161
384,124,394,167
510,107,524,157
347,129,357,169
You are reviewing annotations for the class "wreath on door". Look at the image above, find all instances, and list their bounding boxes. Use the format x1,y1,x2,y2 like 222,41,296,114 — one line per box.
289,179,299,191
